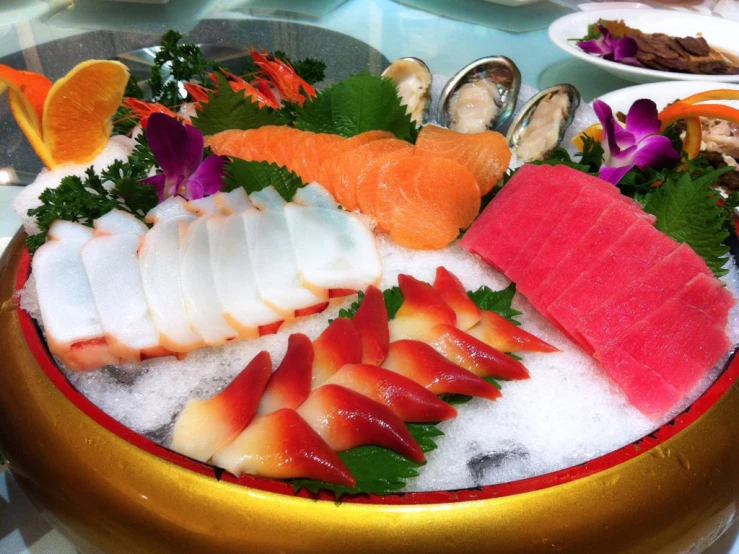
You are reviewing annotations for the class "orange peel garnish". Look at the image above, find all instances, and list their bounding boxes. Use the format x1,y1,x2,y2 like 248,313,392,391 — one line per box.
571,123,604,152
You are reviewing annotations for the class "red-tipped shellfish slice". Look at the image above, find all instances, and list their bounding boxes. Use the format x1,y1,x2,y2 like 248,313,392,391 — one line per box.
258,333,314,415
355,147,415,217
324,364,457,423
433,266,481,331
426,324,530,381
468,310,559,353
352,285,390,366
415,124,511,195
290,133,347,184
388,274,457,342
170,351,272,462
297,384,425,463
311,317,362,387
329,138,412,210
211,408,356,487
381,340,502,401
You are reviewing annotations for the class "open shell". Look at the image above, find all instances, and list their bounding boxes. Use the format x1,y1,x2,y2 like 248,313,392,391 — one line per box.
438,56,521,134
506,84,581,163
381,57,432,126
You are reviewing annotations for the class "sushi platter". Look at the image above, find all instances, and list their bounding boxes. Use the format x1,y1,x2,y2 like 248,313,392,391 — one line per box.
1,29,739,554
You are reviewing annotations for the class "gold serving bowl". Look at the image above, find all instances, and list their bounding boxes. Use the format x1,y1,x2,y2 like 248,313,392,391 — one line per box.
1,230,739,554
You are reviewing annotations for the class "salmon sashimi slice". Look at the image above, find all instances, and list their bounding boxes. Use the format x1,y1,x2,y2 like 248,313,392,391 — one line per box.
355,148,415,218
330,138,412,211
258,126,308,168
415,124,511,195
290,133,346,183
206,127,266,160
376,156,481,249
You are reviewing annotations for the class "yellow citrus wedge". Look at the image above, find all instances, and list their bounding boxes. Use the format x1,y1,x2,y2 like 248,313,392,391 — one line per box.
42,60,129,165
571,123,604,152
7,88,55,168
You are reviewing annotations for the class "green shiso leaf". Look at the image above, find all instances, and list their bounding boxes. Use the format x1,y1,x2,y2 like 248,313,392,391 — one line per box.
273,50,326,85
192,73,286,135
336,286,403,320
467,283,522,326
643,168,733,277
223,159,305,201
294,74,418,142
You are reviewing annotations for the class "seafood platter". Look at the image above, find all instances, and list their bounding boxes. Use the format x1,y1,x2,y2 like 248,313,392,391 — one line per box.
2,30,739,554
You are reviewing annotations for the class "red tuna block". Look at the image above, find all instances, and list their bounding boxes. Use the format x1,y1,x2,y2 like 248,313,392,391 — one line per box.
468,310,558,353
297,384,425,463
460,165,556,272
594,346,684,420
549,165,653,211
677,273,736,325
548,219,679,347
529,202,651,311
170,351,272,462
311,317,362,387
576,244,712,353
507,189,627,297
352,285,390,366
425,323,530,380
433,266,481,331
324,363,457,422
382,340,502,400
258,333,314,415
211,408,356,486
389,274,456,342
594,299,730,394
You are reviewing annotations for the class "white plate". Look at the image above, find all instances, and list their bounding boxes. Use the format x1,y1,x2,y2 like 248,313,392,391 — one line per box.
597,80,739,112
548,8,739,84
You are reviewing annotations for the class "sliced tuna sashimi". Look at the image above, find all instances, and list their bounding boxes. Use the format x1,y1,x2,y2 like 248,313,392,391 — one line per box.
529,202,657,312
576,244,712,353
211,408,356,486
284,204,382,292
32,221,117,370
676,273,736,324
548,219,680,345
81,233,165,361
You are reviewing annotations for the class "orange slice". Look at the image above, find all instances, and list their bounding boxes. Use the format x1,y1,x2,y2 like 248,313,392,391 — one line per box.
42,60,129,165
571,123,604,152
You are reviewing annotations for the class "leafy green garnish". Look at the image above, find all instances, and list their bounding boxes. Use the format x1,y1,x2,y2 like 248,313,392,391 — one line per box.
273,50,326,85
335,286,403,321
440,376,503,406
643,168,733,277
467,283,522,326
532,136,604,175
294,74,418,142
192,73,286,135
223,159,305,201
292,423,443,496
570,21,603,42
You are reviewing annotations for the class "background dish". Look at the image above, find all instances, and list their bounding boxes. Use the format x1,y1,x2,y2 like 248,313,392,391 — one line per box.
597,80,739,110
548,8,739,84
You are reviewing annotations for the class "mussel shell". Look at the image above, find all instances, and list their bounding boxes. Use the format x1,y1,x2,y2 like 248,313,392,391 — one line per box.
438,56,521,132
381,57,432,125
506,84,581,162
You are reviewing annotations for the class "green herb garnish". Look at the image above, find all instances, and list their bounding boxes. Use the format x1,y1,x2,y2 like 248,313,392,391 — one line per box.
223,159,305,201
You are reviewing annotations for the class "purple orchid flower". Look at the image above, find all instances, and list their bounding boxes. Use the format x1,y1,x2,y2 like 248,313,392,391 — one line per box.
593,99,680,185
142,113,226,202
577,25,641,66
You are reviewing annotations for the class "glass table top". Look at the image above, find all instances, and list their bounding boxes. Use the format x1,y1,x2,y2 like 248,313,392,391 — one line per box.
0,1,737,553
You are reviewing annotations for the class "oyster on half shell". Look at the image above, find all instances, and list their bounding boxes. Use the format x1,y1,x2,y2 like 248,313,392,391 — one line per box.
506,84,581,163
381,57,432,126
438,56,521,134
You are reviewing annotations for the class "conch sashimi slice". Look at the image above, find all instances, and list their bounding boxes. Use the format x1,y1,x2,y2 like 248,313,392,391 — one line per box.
81,234,165,361
352,285,390,366
93,209,148,236
388,274,456,342
468,310,559,353
170,351,272,462
311,317,362,387
211,408,356,486
284,204,382,292
32,221,117,370
297,384,425,463
432,266,481,331
258,333,314,415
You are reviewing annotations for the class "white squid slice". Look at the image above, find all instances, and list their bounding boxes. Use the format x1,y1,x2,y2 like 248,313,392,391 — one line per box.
179,209,239,346
243,206,327,316
93,209,148,236
215,188,251,215
146,196,190,224
32,221,118,370
292,183,338,210
81,234,166,362
249,186,286,210
139,212,203,352
285,204,382,291
208,209,282,337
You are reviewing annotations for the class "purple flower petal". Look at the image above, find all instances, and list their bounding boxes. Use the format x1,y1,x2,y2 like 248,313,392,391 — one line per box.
625,99,661,142
599,163,634,185
182,155,226,200
593,100,623,156
183,123,205,177
630,134,681,170
141,172,170,202
578,37,609,55
146,113,191,179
